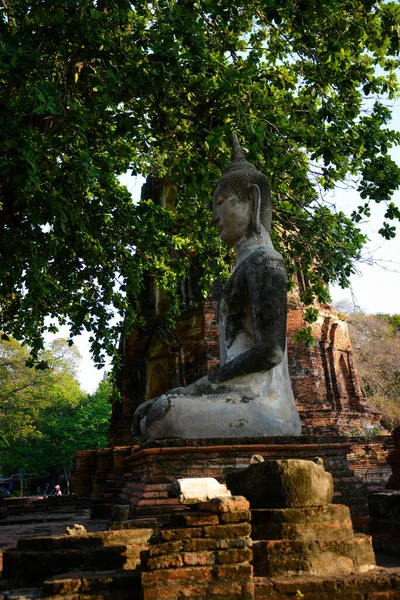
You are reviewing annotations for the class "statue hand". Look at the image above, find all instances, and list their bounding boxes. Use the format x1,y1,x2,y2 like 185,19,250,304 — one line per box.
208,367,221,384
131,397,157,437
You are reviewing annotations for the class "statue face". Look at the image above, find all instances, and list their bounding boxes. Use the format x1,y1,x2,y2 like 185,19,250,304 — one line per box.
212,183,253,245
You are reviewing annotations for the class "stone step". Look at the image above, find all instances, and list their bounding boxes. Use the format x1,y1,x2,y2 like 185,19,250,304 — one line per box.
15,529,152,551
251,504,353,541
41,569,141,598
253,569,400,599
2,545,141,587
2,530,153,587
252,533,375,577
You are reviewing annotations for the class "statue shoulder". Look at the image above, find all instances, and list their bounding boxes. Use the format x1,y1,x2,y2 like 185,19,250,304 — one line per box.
247,246,285,268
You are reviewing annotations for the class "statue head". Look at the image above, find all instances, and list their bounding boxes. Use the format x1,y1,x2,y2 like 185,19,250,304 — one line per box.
213,134,272,240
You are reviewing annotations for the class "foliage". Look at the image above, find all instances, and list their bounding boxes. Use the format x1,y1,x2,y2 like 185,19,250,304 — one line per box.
1,0,400,365
348,313,400,431
0,336,111,477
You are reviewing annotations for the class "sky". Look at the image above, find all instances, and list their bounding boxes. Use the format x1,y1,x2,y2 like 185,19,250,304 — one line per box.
69,102,400,393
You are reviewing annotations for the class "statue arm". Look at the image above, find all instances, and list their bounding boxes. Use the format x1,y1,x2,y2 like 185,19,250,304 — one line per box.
208,260,287,384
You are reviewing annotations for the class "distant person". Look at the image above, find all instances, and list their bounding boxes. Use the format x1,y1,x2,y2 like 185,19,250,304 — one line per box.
54,485,62,497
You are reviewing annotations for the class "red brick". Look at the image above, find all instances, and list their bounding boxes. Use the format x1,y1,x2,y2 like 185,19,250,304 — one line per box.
209,582,243,595
142,584,178,600
142,566,213,584
149,541,183,557
203,523,251,539
183,513,219,527
215,563,252,579
199,497,249,514
181,551,215,566
147,554,184,570
159,527,203,542
216,548,252,564
219,510,251,524
143,491,160,499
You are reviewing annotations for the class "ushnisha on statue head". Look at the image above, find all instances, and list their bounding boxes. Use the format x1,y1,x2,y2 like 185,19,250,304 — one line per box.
212,134,272,243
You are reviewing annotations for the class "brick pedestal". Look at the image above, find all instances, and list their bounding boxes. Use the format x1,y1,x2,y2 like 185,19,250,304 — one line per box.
141,496,254,600
119,435,369,519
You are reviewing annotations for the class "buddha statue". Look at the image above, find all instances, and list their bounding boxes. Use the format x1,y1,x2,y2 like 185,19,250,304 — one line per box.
132,135,301,441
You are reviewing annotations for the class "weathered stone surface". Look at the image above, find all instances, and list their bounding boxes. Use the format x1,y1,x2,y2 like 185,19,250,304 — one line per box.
170,478,231,504
198,496,249,513
253,569,400,599
252,533,375,578
15,528,153,551
227,458,333,508
251,504,353,541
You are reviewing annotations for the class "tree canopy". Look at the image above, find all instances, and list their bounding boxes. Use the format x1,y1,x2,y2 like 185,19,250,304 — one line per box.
0,336,111,477
1,0,400,365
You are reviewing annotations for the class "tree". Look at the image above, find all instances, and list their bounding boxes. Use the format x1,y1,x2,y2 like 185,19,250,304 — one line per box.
348,313,400,430
0,336,111,477
1,0,400,365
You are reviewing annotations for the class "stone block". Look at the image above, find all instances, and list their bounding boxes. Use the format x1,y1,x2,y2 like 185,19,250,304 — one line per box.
16,528,153,551
252,533,375,578
251,504,353,541
227,458,333,508
146,553,184,570
198,496,249,513
203,522,252,539
170,478,231,504
219,510,252,523
142,566,214,584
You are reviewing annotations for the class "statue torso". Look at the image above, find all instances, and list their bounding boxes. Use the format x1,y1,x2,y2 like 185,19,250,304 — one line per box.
218,246,286,366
